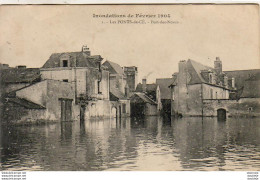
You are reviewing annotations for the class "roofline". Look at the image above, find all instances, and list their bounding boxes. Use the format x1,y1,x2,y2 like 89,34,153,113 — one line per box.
40,66,101,71
224,69,260,72
169,82,235,91
7,97,46,109
134,92,157,105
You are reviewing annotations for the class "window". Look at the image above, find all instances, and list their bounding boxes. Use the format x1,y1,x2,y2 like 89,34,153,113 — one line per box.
63,79,68,82
122,104,126,113
63,60,68,67
98,81,102,94
209,74,212,84
210,89,213,99
216,92,218,99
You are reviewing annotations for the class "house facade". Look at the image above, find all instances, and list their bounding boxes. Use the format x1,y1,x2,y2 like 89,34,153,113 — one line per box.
169,58,234,117
40,45,111,120
130,92,158,117
2,80,78,123
102,60,131,118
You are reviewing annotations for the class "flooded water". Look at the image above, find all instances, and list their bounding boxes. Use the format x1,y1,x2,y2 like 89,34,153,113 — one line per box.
1,117,260,171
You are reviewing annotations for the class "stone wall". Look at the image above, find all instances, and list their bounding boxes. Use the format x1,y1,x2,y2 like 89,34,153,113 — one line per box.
203,98,260,117
172,83,231,117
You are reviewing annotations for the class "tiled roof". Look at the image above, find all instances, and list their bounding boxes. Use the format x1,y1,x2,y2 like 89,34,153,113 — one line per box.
240,73,260,98
130,92,157,105
146,84,157,91
187,59,215,84
156,78,174,99
42,52,102,69
7,97,46,109
0,68,41,83
136,83,157,92
110,86,127,101
102,61,124,75
224,69,260,90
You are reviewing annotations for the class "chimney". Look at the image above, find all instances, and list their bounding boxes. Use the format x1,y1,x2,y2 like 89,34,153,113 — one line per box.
231,77,235,88
17,65,26,69
214,57,222,74
142,78,147,92
178,60,187,85
224,75,228,88
0,64,9,69
82,45,91,56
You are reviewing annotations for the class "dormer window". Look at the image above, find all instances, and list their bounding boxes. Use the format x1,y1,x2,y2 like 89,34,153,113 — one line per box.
60,54,70,67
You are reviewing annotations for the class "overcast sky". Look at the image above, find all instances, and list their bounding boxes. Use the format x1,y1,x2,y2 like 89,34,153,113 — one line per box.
0,5,259,83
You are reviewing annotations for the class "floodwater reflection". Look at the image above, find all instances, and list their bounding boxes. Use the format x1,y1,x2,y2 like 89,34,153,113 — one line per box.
1,116,260,171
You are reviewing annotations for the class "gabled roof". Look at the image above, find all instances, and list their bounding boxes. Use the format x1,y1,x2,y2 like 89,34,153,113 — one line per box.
187,59,215,84
102,61,124,75
7,97,46,109
0,68,41,83
130,92,157,105
42,52,102,69
156,78,175,99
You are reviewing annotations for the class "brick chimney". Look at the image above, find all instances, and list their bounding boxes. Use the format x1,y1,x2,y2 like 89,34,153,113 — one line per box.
142,78,147,92
82,45,91,56
17,65,26,69
231,77,235,88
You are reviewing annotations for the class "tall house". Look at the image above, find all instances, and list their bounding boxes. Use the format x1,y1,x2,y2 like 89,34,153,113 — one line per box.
40,45,110,102
123,66,138,92
169,58,234,116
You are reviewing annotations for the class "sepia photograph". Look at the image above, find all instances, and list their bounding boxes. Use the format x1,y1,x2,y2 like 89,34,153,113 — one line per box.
0,4,259,173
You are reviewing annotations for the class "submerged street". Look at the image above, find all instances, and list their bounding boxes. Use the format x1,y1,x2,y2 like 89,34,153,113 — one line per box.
1,117,260,171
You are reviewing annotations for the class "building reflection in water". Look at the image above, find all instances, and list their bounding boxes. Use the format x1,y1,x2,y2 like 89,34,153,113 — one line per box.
1,116,259,171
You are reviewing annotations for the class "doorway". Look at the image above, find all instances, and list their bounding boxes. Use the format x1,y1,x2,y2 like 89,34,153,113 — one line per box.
217,108,227,121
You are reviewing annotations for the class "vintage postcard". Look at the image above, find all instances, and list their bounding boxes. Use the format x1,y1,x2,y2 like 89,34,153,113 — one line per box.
0,4,259,173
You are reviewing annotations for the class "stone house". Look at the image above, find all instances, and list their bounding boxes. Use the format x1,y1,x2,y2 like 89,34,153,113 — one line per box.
2,79,77,123
133,78,162,116
136,78,162,111
40,45,111,120
102,60,130,118
130,92,158,117
169,58,235,117
0,65,42,123
202,71,260,117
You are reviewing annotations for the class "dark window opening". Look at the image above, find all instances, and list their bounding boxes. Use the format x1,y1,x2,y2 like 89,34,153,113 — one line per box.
63,79,68,82
209,74,212,84
122,104,126,113
63,60,68,67
98,81,102,94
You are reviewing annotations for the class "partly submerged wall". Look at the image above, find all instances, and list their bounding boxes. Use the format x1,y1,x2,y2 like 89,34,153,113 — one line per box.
203,98,260,117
